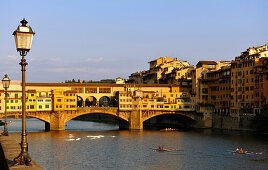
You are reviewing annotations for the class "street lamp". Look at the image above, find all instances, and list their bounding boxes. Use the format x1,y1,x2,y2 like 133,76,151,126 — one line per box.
13,18,35,166
2,74,10,136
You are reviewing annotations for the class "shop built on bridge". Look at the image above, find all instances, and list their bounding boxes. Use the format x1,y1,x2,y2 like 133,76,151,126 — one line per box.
0,82,212,130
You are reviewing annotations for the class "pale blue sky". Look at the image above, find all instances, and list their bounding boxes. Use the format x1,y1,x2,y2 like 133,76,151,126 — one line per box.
0,0,267,82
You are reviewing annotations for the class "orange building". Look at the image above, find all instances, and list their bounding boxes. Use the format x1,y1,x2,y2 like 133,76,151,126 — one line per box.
254,57,268,112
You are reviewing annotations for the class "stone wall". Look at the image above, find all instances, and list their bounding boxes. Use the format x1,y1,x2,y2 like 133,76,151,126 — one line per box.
212,114,253,130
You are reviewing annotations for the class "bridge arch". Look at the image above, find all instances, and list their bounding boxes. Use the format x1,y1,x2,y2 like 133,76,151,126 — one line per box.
77,96,83,107
26,112,51,123
85,96,97,107
0,112,51,124
99,96,110,107
67,107,129,123
142,111,195,122
142,112,196,129
67,112,127,123
65,107,129,130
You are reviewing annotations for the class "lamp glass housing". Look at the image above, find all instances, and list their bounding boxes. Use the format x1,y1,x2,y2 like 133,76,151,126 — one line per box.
2,76,10,89
13,24,35,51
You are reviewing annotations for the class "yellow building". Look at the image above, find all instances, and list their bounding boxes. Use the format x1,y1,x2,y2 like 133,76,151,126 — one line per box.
27,90,37,111
118,86,194,112
64,90,77,111
238,44,268,60
129,56,190,84
6,90,22,112
36,91,52,111
52,89,64,111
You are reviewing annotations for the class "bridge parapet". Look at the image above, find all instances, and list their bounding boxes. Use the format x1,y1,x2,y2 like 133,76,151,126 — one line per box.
77,106,118,114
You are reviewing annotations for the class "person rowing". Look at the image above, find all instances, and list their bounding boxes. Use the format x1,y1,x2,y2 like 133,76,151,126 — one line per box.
234,148,245,154
235,148,239,153
157,146,166,151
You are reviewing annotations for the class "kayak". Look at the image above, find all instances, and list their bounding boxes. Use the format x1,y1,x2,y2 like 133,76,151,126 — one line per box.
152,148,172,152
230,151,253,155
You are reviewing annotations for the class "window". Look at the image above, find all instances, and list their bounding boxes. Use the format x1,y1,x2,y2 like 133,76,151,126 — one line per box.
11,100,13,103
39,105,42,109
88,88,97,93
15,100,18,103
31,94,34,97
30,105,34,109
99,88,111,93
57,99,61,102
15,93,18,98
45,105,49,108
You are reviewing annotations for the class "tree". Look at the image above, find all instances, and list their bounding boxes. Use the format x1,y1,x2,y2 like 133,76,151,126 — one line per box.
251,104,268,132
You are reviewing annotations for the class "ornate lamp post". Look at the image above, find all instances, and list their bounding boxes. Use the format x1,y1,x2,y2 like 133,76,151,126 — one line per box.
2,74,10,136
13,18,35,166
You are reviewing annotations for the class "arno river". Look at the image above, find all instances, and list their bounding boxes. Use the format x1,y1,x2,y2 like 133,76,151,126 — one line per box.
2,119,268,170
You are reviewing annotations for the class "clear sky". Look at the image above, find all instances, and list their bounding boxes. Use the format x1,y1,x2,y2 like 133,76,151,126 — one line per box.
0,0,267,82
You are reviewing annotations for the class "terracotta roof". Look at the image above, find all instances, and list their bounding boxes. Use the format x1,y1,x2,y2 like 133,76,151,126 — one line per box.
27,90,36,93
197,61,217,65
64,90,76,93
25,82,178,88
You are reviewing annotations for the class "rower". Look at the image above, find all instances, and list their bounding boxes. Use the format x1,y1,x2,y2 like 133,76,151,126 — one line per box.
236,148,239,152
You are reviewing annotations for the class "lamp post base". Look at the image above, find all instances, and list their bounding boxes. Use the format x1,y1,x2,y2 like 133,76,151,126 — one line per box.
14,151,32,166
1,131,8,136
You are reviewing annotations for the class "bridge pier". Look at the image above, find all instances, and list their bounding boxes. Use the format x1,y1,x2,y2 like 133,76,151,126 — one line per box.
50,111,65,130
129,109,143,130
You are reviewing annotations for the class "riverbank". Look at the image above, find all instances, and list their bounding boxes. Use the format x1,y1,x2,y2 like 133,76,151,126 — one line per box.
0,136,41,169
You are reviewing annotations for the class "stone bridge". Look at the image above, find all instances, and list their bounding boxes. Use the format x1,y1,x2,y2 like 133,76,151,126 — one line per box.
0,107,210,130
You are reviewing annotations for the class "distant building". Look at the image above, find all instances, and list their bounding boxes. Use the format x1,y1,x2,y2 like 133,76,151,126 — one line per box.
116,77,125,84
128,56,191,84
236,44,268,61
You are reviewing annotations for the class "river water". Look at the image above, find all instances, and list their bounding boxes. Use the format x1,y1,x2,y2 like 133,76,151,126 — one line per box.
1,118,268,170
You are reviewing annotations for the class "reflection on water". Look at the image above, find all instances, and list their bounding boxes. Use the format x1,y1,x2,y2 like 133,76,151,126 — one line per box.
1,119,268,170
